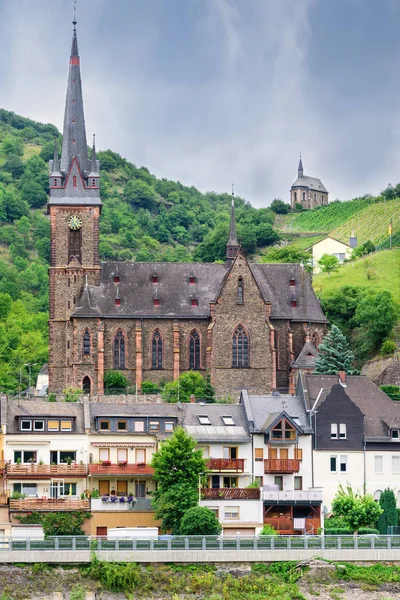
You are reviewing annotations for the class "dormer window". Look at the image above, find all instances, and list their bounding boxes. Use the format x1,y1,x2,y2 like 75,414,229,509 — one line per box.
153,298,160,306
290,278,295,287
222,416,235,426
115,298,121,306
152,274,158,284
392,429,400,441
114,276,120,283
291,300,297,308
191,298,198,307
189,276,196,284
198,415,211,425
270,419,297,441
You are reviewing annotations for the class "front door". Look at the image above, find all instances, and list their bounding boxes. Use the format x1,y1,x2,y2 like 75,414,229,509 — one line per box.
117,480,127,496
99,480,109,496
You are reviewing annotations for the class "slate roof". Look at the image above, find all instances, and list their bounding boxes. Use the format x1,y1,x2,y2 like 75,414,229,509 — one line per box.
292,341,319,369
183,403,250,443
72,261,327,323
6,401,85,434
240,390,313,434
303,374,400,440
90,403,181,419
291,175,328,193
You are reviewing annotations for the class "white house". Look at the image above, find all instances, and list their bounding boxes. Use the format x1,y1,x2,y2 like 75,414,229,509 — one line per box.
308,236,355,274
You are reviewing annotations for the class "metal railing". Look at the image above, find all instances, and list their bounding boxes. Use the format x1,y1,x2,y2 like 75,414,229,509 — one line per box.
3,534,400,552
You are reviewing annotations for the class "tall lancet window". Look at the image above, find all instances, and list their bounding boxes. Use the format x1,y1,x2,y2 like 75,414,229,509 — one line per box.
68,229,82,263
189,330,201,370
151,329,163,369
83,329,91,356
232,325,249,368
237,277,244,304
114,331,125,369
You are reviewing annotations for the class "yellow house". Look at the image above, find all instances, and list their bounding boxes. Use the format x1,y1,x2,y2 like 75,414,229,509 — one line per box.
308,236,354,274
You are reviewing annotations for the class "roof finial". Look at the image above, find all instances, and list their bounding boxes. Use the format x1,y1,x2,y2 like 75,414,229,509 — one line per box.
73,0,77,27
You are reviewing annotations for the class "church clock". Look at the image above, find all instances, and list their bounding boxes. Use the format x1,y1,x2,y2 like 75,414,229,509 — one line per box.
68,215,82,230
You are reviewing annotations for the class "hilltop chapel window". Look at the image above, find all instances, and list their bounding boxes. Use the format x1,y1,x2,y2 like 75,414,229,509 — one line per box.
232,325,249,368
114,331,125,369
83,330,91,356
189,330,200,370
152,329,163,369
237,277,244,304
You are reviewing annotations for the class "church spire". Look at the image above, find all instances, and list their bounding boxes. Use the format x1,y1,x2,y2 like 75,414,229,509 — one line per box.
226,184,240,264
60,17,89,174
298,154,304,178
89,134,99,176
50,137,61,176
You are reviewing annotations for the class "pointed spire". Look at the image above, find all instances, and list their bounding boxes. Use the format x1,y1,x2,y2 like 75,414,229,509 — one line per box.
89,134,99,176
50,137,61,175
226,184,240,263
60,17,89,174
298,154,304,178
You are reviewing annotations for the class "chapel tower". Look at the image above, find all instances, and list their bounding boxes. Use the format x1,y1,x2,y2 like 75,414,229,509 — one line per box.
47,18,101,392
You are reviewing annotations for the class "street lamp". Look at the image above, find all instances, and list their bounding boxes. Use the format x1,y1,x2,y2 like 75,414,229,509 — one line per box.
24,363,37,400
198,472,205,504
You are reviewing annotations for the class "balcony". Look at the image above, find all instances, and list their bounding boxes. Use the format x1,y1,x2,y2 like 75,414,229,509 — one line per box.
263,489,323,503
201,488,260,500
91,497,153,511
264,459,300,474
5,464,86,478
206,458,244,472
88,463,155,476
10,498,90,511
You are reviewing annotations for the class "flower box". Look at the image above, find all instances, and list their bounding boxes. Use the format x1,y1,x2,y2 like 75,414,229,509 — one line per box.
101,461,111,466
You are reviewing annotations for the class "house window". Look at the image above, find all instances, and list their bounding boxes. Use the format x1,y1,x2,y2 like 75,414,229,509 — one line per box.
330,456,337,472
237,277,244,304
198,415,211,425
20,420,32,431
14,483,37,497
134,421,144,432
294,476,303,490
99,420,110,431
149,421,159,432
165,422,174,433
224,506,239,519
151,329,163,369
99,448,110,462
33,420,44,431
223,446,237,459
50,451,76,464
223,476,238,488
189,330,201,370
136,449,146,464
63,483,77,496
339,424,347,439
392,456,400,474
61,420,72,431
232,324,249,368
73,175,77,187
375,455,383,474
331,424,338,439
340,455,347,473
392,430,400,440
222,416,235,426
270,419,296,441
48,420,60,431
274,476,283,490
114,331,125,369
206,506,219,518
294,448,303,460
255,448,263,461
83,329,91,356
117,420,127,431
14,451,37,464
211,475,220,488
117,449,127,463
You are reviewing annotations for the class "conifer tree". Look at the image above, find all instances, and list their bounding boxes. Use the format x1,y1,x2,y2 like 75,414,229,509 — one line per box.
314,324,358,375
203,372,216,403
378,488,398,534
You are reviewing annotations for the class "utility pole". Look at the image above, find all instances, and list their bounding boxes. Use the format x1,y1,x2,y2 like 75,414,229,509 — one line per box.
24,363,37,400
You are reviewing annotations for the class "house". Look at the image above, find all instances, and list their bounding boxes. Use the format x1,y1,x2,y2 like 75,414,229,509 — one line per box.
297,372,400,510
86,403,180,536
241,390,323,534
183,403,263,536
307,236,354,274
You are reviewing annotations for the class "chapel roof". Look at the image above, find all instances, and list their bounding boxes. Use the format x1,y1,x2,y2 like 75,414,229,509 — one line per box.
291,175,328,193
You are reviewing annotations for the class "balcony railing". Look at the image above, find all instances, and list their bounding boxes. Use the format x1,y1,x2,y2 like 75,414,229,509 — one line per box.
6,464,86,478
88,463,155,476
201,488,260,500
263,489,323,502
264,459,300,474
91,497,153,511
206,458,244,472
10,498,90,511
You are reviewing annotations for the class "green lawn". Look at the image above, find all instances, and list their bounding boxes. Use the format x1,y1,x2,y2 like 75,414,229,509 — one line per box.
313,249,400,304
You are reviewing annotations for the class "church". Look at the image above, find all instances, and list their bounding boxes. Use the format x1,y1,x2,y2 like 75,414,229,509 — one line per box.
48,22,328,398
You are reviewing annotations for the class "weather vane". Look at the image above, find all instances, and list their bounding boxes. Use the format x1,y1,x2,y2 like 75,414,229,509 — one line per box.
73,0,77,25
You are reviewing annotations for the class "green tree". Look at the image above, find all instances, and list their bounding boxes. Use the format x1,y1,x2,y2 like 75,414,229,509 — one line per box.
260,245,313,274
161,371,207,403
151,427,206,533
104,370,128,392
314,324,358,375
331,485,383,533
3,154,24,178
203,372,216,403
377,489,398,534
21,180,48,208
254,223,280,246
179,506,222,536
353,291,398,360
270,199,290,214
318,253,340,277
124,179,157,211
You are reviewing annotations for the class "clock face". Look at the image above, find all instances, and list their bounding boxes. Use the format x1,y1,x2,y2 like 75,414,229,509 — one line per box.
68,215,82,230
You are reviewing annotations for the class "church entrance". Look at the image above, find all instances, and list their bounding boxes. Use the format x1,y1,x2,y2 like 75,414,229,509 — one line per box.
82,376,91,394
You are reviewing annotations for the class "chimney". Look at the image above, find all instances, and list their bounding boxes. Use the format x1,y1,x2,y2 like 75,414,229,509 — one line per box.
189,394,196,403
338,371,346,385
349,230,357,249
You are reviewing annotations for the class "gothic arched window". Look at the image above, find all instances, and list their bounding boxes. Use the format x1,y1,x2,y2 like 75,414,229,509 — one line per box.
232,324,249,368
293,191,297,202
82,376,91,394
83,329,91,356
302,191,306,201
73,175,77,188
189,330,201,370
114,331,125,369
68,228,82,263
152,329,163,369
237,277,244,304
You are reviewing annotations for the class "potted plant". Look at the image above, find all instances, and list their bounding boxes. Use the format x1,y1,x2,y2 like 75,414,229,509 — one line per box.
16,458,22,465
91,489,100,499
102,460,111,466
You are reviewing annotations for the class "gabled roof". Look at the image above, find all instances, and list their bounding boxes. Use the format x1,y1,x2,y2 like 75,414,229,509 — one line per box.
291,175,328,193
302,374,400,440
241,392,312,434
292,341,319,369
306,236,352,251
183,403,250,443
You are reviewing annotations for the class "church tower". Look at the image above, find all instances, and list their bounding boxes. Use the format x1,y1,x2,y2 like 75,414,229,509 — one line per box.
48,18,101,393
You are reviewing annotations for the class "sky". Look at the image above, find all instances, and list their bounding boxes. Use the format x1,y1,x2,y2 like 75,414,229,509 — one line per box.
1,0,400,207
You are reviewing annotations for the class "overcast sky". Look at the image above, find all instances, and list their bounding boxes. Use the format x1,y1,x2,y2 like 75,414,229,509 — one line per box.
1,0,400,207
